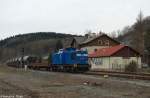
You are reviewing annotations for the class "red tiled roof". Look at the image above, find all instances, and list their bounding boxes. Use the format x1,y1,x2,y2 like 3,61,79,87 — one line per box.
89,45,125,57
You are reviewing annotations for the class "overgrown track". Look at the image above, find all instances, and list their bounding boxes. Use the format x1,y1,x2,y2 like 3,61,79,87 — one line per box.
85,70,150,80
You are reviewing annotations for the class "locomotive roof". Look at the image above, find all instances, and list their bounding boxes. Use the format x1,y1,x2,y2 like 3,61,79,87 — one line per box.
56,48,87,54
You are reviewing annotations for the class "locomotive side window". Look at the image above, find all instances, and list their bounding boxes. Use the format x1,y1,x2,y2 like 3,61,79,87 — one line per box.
71,52,76,60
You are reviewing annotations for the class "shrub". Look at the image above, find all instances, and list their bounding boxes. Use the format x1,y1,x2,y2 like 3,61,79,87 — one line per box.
125,61,138,72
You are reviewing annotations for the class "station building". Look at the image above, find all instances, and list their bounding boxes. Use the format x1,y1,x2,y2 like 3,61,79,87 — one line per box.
88,45,141,70
70,33,141,70
71,33,120,53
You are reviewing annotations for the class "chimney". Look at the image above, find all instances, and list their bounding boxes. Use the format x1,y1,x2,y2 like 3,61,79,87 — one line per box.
94,48,97,52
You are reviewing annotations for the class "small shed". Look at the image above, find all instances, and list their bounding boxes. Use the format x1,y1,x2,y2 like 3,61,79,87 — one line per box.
88,45,141,70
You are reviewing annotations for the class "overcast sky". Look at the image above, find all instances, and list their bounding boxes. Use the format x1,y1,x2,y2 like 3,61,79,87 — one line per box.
0,0,150,39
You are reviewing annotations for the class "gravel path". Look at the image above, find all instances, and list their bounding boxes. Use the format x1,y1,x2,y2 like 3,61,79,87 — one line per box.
0,66,150,98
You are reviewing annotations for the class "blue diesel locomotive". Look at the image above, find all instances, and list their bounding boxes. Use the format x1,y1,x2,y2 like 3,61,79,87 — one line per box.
50,47,90,71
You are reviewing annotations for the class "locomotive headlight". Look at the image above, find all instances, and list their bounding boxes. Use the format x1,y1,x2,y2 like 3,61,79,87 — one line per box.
76,54,81,56
83,54,88,56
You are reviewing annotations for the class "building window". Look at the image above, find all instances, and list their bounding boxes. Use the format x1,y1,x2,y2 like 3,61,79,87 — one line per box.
105,40,110,46
98,40,103,45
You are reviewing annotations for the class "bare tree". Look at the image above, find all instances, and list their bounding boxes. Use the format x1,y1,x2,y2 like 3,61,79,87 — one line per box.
132,11,144,56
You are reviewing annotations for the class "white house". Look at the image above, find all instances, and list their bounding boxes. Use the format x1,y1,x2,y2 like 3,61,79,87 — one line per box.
88,45,141,70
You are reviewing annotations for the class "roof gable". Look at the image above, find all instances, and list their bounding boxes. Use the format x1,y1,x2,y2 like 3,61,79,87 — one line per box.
80,34,120,45
71,34,120,48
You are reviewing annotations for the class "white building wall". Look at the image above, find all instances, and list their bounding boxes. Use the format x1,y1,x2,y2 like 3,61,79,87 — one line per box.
110,57,141,69
82,46,109,53
89,57,141,70
89,57,110,70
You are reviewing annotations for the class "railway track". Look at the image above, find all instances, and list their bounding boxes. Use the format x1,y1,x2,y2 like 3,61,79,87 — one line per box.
7,62,150,80
85,70,150,80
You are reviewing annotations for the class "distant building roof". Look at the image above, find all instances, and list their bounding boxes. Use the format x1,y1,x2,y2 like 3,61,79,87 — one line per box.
81,34,107,44
89,45,140,57
73,36,87,44
62,37,74,48
71,34,120,46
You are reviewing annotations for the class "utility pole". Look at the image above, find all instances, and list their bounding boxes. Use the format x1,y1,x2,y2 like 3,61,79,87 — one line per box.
21,35,26,68
21,47,24,68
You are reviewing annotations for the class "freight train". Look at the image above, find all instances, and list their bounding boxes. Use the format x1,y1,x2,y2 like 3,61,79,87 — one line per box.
6,56,39,68
6,47,90,72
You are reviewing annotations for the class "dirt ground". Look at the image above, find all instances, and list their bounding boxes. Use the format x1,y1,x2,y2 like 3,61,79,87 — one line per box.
0,65,150,98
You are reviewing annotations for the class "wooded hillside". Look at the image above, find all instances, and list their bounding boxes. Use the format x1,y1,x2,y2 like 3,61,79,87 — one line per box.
0,32,78,62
